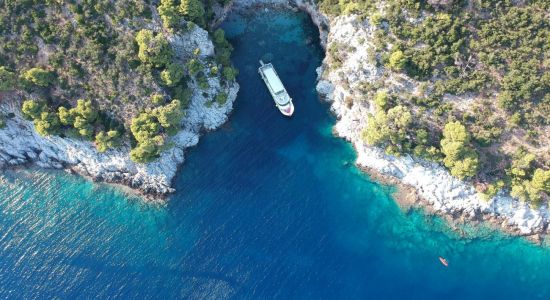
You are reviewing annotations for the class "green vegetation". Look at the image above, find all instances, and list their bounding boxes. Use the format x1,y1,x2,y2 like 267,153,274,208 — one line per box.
161,63,185,87
34,111,61,136
222,66,238,81
212,29,233,67
0,67,16,91
0,115,6,129
363,105,412,156
1,0,237,164
129,100,184,163
136,29,173,68
507,149,550,206
21,68,53,87
440,122,479,180
320,0,549,205
179,0,206,26
215,92,228,105
21,99,44,120
95,130,122,153
387,50,406,71
151,94,166,106
158,0,181,29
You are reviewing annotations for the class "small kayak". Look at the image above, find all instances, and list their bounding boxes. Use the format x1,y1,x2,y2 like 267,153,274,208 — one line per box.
439,256,449,267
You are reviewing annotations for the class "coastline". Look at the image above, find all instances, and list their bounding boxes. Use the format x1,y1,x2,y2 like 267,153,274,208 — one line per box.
311,12,550,240
0,0,547,242
0,20,240,203
222,1,548,240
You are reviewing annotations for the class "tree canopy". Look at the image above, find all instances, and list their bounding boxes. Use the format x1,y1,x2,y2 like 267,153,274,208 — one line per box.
135,29,173,68
440,121,479,180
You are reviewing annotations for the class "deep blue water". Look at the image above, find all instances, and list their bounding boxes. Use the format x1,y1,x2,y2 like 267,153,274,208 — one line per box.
1,9,550,299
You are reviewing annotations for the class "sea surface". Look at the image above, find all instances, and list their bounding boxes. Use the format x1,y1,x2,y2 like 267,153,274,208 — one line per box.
1,9,550,299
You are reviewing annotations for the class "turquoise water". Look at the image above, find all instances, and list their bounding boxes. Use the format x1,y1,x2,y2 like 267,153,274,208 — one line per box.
1,9,550,299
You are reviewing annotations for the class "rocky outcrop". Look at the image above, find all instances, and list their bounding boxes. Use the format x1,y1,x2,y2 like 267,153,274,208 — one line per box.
0,25,239,202
316,14,549,237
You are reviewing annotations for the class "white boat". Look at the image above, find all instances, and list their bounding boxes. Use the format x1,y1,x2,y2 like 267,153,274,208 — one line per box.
258,60,294,116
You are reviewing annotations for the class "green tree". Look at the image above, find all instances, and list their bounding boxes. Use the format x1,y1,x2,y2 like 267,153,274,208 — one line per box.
179,0,205,25
21,99,44,120
222,66,238,81
150,93,165,106
58,107,75,125
0,66,16,91
388,50,407,71
160,63,185,87
509,150,536,179
0,115,6,129
363,105,412,154
158,0,180,29
73,116,95,139
135,29,173,67
130,138,163,163
186,58,202,76
216,92,228,105
531,169,550,193
374,91,389,111
440,121,479,179
73,99,98,122
34,111,60,136
21,68,53,87
130,111,162,144
154,100,184,134
212,29,233,66
95,130,121,152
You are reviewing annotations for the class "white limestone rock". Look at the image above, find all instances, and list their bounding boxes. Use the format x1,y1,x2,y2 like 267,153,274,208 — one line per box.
0,27,240,200
317,13,549,236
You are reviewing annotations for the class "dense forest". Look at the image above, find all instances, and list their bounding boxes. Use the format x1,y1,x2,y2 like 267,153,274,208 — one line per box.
0,0,235,163
318,0,549,205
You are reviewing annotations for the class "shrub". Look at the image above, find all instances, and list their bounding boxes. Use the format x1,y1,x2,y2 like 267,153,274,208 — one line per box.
215,92,228,105
179,0,205,26
21,68,53,87
95,130,121,152
135,29,173,68
160,63,185,87
186,58,202,76
0,66,16,91
34,111,60,136
21,99,44,120
440,121,479,179
222,66,238,81
388,50,407,71
150,93,165,106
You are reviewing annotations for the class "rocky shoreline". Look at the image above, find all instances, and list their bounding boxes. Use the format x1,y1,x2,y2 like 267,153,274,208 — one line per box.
311,13,550,239
227,0,550,239
0,0,548,239
0,24,239,203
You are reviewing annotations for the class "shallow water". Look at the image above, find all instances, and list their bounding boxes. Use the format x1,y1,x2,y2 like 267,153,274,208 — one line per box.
1,9,550,299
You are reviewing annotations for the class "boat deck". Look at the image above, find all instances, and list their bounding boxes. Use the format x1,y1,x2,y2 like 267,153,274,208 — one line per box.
258,61,292,107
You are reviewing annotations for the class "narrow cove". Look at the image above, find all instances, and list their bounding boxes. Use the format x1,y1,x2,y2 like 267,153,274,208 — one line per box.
0,8,550,299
